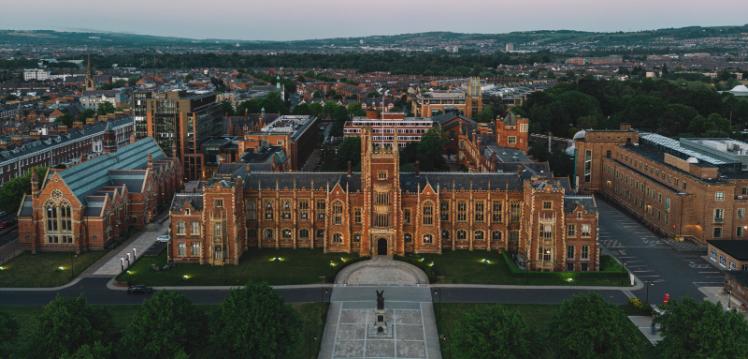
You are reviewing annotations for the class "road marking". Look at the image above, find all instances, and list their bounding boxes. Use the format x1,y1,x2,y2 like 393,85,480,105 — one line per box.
698,271,720,274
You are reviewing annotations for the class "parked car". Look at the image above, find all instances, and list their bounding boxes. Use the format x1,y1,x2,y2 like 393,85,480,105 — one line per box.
156,234,170,242
126,285,154,295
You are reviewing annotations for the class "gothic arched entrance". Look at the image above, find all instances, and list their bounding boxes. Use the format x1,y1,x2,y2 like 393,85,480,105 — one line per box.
377,238,388,256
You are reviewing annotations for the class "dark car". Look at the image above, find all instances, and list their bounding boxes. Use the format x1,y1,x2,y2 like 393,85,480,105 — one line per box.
126,285,154,295
0,218,16,230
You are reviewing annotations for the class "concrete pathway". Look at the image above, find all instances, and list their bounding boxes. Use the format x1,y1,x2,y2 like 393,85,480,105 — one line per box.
91,219,169,276
0,239,21,265
320,258,441,359
628,316,662,345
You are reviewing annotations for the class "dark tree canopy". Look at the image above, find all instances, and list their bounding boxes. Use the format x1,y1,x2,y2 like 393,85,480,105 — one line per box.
548,293,643,359
451,306,538,359
0,311,18,357
657,298,748,359
119,291,207,359
19,296,115,359
209,283,301,358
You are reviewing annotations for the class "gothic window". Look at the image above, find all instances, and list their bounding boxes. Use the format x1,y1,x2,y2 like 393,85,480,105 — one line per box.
457,201,467,222
440,201,449,221
299,229,309,239
492,231,502,241
282,229,292,239
374,214,389,227
474,202,484,222
353,233,361,242
474,231,485,241
422,202,434,225
316,229,325,239
281,200,292,220
540,224,553,241
264,229,273,240
510,202,521,224
423,234,433,244
214,223,224,238
299,200,309,220
45,201,73,244
264,200,273,220
214,199,224,208
333,201,344,225
404,233,412,242
403,209,411,224
354,208,362,224
246,201,257,220
191,243,200,256
332,233,343,244
375,192,389,205
457,230,467,240
492,201,502,223
317,200,326,220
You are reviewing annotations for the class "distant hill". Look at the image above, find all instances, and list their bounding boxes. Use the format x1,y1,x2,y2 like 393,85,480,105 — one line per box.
1,25,746,52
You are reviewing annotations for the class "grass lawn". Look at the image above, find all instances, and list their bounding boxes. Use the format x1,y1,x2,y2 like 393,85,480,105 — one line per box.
117,249,363,286
0,302,327,359
398,251,630,286
435,303,656,359
0,251,105,287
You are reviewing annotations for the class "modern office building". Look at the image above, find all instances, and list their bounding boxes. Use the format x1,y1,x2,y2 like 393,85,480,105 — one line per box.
145,90,223,180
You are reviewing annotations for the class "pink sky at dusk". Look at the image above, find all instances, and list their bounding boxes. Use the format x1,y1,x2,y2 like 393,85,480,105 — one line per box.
2,0,747,40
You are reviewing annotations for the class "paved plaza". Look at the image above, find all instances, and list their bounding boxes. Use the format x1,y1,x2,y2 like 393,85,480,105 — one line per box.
319,258,441,359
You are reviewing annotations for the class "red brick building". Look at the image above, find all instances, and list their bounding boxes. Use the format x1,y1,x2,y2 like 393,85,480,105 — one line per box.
18,137,182,253
170,129,599,271
495,113,529,152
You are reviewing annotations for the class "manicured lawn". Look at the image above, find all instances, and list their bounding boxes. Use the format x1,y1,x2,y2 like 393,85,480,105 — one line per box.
118,249,364,286
0,302,327,359
398,251,630,286
0,251,105,287
434,303,656,359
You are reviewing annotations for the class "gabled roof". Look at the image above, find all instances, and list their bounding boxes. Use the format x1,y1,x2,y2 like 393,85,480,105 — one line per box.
57,137,165,200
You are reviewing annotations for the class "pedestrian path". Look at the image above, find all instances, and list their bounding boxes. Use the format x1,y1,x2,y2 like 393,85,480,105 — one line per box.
628,316,662,345
319,258,441,359
91,219,169,276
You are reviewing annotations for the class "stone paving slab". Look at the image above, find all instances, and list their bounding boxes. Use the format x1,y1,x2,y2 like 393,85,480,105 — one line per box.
92,220,169,276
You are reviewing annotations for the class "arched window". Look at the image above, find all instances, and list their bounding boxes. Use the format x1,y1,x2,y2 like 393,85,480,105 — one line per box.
474,231,485,241
441,230,450,239
332,233,343,244
45,201,73,244
282,229,292,239
492,231,503,241
423,234,433,244
299,229,309,239
353,233,361,242
264,229,273,240
422,202,433,225
457,230,467,240
404,233,412,242
333,201,344,225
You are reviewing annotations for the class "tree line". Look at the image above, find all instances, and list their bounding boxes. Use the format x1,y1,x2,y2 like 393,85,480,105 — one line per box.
449,293,748,359
518,77,748,138
0,283,311,359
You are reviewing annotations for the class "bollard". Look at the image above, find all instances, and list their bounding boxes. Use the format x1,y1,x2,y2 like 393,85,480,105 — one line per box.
133,248,138,260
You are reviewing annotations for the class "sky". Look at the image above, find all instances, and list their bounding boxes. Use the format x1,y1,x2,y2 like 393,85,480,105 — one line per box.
2,0,747,41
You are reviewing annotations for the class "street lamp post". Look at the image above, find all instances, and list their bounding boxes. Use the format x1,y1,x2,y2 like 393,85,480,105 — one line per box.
645,281,655,305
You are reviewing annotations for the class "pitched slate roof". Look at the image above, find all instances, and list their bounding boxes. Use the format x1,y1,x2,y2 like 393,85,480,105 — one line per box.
171,193,204,211
57,137,164,201
563,195,597,213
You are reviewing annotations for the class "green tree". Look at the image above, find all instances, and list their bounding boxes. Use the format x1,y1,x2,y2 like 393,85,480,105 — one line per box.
416,128,447,171
451,306,538,359
209,283,301,358
0,311,19,357
119,291,207,359
336,137,361,169
0,166,47,213
219,100,235,116
548,293,642,359
96,102,116,116
60,341,112,359
657,298,748,359
477,104,495,123
19,296,115,359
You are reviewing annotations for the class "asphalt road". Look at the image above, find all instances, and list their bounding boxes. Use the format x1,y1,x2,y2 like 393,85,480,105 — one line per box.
596,198,720,304
0,197,716,307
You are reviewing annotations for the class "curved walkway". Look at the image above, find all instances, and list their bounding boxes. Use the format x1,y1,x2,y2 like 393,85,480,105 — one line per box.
335,256,429,286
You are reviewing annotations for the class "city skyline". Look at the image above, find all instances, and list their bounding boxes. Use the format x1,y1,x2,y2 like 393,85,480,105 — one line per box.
1,0,747,41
